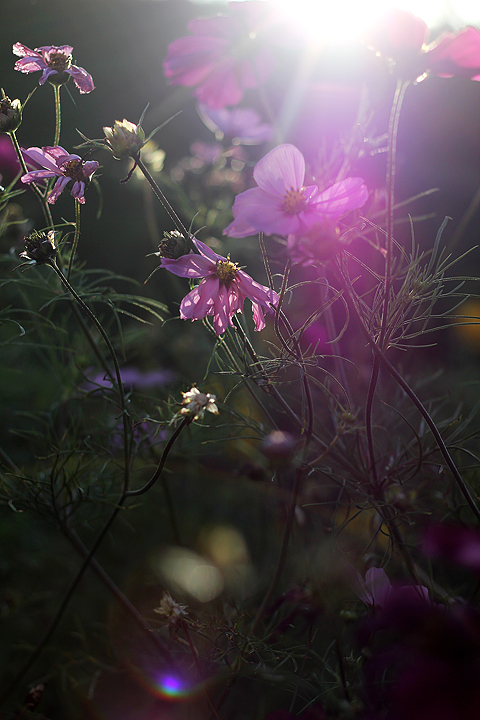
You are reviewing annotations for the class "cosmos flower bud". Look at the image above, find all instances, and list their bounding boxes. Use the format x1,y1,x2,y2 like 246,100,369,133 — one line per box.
0,96,22,133
19,230,56,264
156,230,189,260
103,119,146,159
178,386,219,421
153,592,188,627
260,430,297,464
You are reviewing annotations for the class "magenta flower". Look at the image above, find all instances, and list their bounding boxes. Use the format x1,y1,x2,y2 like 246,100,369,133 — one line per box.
21,146,99,204
13,43,94,93
423,524,480,573
224,144,368,239
197,104,273,145
163,2,279,109
365,10,480,82
355,567,393,609
159,238,278,336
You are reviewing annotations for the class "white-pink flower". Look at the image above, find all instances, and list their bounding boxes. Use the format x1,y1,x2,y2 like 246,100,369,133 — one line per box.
159,238,278,336
224,144,368,239
21,146,99,204
13,43,94,94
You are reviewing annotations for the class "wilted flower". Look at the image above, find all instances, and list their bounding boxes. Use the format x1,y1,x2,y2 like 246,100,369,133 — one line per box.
159,238,278,335
365,10,480,82
178,386,219,421
13,43,95,93
21,146,99,204
224,144,368,239
156,230,189,260
163,1,280,109
19,230,56,265
153,592,188,627
0,95,22,134
197,104,273,145
103,118,146,160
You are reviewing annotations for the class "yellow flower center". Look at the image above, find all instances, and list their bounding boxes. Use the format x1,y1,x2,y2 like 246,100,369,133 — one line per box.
47,51,71,73
216,259,238,285
282,188,307,215
62,159,84,181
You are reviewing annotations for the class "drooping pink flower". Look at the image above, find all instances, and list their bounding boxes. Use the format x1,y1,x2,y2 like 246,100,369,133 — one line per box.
365,10,480,82
224,143,368,239
13,43,94,94
163,2,280,109
159,238,278,336
355,567,431,610
197,104,273,145
21,146,99,204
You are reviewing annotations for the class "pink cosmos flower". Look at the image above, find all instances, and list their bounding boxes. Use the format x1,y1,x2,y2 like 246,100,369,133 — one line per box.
224,144,368,239
355,567,431,609
197,104,273,145
159,238,278,336
365,10,480,82
21,146,99,204
163,1,279,109
13,43,95,93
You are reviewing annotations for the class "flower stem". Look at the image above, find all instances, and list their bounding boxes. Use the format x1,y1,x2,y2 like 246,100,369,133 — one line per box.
364,79,409,488
67,199,81,280
8,130,54,230
136,159,197,253
53,84,61,147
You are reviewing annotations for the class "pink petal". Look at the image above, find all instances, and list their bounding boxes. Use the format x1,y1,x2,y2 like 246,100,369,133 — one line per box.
313,178,368,218
71,180,86,202
213,283,231,335
194,239,224,262
364,9,427,57
22,147,62,173
229,186,304,236
14,57,47,73
67,65,95,94
38,68,57,86
38,45,74,57
425,26,480,80
47,176,71,204
180,276,218,320
82,160,99,179
12,42,40,58
21,169,57,183
43,146,71,161
253,144,305,197
192,57,245,109
251,302,266,331
163,36,228,85
160,254,215,278
236,270,278,308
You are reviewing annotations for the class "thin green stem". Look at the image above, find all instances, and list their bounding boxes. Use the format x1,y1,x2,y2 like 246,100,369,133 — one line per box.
9,130,54,230
49,260,131,494
136,158,197,252
67,199,81,280
53,84,61,147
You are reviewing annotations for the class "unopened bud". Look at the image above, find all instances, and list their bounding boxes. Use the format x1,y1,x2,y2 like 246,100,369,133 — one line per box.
0,96,22,133
103,118,145,159
20,230,56,264
156,230,189,259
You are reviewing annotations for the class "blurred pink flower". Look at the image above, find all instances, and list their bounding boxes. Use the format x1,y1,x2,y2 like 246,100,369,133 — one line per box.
163,1,279,109
197,104,273,145
224,143,368,238
365,10,480,81
159,238,278,335
21,146,99,204
13,43,95,93
423,524,480,573
355,567,431,610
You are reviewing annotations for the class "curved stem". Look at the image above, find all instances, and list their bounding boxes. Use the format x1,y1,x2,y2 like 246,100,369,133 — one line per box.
67,199,81,280
49,260,131,494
